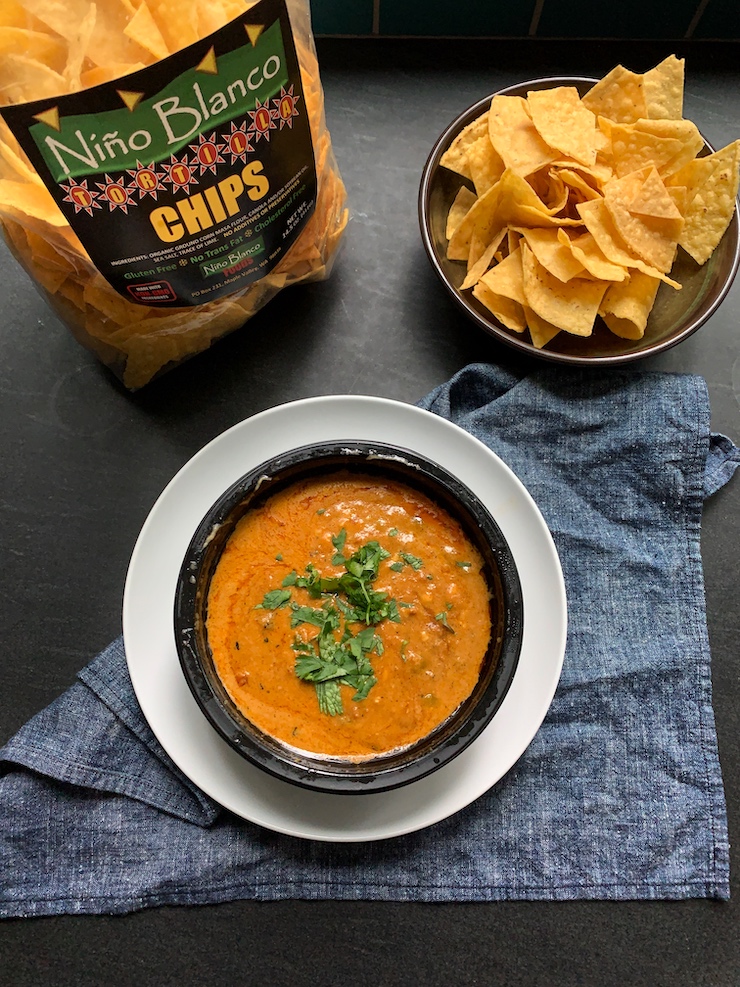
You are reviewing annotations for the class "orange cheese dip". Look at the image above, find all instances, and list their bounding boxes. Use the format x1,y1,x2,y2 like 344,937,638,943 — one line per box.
206,472,492,759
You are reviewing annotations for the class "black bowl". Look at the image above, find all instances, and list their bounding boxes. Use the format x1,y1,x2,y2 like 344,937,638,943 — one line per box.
174,441,524,795
419,77,740,366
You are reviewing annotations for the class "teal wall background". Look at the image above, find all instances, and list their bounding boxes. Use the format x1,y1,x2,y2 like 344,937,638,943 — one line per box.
309,0,739,40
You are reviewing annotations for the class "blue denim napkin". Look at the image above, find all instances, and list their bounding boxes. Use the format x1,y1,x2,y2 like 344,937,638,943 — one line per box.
1,364,737,917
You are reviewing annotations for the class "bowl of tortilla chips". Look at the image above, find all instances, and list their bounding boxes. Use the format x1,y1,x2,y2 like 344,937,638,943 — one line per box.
419,57,740,365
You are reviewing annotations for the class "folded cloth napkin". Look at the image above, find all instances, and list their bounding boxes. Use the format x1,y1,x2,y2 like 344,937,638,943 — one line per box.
1,363,737,917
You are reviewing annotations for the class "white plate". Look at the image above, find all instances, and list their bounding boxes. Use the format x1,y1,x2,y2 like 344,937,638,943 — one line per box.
123,395,566,842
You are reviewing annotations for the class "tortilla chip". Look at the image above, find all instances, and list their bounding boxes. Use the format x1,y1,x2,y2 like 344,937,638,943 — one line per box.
465,134,505,196
520,242,607,336
663,155,717,208
559,229,628,282
495,169,580,229
460,228,506,290
445,185,477,242
642,54,684,120
608,122,697,179
79,62,147,88
124,1,170,61
576,197,680,287
513,226,585,282
582,65,647,124
600,271,662,339
20,0,151,68
529,167,570,213
0,179,67,226
0,26,66,72
63,3,96,92
466,232,488,270
679,140,740,264
487,95,557,177
603,170,680,272
472,280,527,333
628,167,684,220
636,119,704,176
527,86,598,166
556,167,602,202
0,52,67,102
523,304,561,349
139,0,201,54
439,112,489,180
479,246,526,305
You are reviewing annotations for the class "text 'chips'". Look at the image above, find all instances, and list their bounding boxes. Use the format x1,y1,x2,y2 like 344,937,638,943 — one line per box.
0,0,348,388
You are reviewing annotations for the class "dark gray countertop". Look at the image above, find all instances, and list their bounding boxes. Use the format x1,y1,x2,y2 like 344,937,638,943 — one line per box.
1,36,739,986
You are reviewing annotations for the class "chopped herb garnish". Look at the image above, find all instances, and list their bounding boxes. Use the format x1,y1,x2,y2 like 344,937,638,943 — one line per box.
275,553,283,562
435,609,455,633
331,528,347,565
255,588,291,610
388,527,399,537
455,560,472,570
389,561,404,572
290,602,340,632
289,564,340,598
261,536,405,715
316,508,326,515
399,552,423,570
291,616,381,714
316,680,343,716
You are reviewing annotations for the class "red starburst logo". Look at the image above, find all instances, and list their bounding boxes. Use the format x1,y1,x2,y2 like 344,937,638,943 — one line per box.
248,98,278,142
161,154,199,194
126,161,164,199
59,178,101,216
188,132,226,175
222,120,254,163
273,86,301,129
96,175,137,213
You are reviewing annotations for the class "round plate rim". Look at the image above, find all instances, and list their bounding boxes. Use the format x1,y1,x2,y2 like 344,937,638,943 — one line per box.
122,394,567,842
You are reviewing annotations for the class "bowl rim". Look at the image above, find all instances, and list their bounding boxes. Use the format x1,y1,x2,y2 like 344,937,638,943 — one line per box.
173,439,524,795
418,75,740,366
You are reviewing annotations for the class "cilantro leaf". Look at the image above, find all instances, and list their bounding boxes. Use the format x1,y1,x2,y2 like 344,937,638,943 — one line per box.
399,552,423,570
347,674,377,702
331,528,347,565
255,589,291,610
261,536,406,714
435,610,455,633
316,680,343,716
290,603,340,632
294,653,350,683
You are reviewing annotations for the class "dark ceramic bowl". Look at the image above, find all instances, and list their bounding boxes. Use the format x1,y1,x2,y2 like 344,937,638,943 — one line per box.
419,77,740,366
174,441,524,795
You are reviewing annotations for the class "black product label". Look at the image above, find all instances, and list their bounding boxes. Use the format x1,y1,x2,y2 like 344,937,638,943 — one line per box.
0,0,316,307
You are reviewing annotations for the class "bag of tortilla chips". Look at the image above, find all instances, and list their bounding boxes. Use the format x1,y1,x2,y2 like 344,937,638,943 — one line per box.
0,0,348,388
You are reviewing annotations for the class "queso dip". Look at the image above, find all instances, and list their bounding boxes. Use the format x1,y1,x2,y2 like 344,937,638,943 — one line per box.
206,472,492,759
